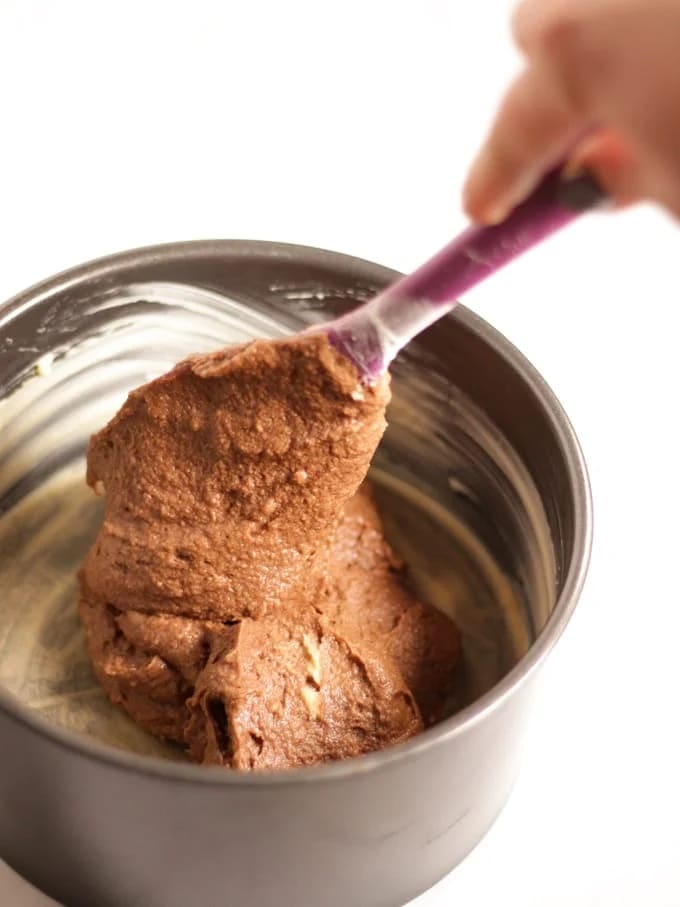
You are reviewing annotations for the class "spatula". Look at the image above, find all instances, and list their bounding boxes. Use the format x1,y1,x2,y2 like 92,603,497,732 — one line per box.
327,165,604,381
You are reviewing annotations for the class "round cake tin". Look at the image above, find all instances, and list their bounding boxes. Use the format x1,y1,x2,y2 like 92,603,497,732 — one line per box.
0,241,591,907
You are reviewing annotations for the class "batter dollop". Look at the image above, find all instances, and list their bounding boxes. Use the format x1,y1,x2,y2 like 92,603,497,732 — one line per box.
79,334,460,770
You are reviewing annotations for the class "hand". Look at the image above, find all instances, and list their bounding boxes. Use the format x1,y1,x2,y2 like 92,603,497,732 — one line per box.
463,0,680,222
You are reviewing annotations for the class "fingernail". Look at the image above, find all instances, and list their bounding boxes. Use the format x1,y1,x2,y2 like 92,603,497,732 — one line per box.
480,172,540,224
483,203,510,225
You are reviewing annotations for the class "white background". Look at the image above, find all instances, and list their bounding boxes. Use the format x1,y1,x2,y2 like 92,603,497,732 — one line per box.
1,1,679,905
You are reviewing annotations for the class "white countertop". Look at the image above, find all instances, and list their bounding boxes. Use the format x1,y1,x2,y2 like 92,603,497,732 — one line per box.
2,1,679,904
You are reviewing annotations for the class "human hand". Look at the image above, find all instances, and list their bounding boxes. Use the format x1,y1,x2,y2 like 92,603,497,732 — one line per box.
463,0,680,222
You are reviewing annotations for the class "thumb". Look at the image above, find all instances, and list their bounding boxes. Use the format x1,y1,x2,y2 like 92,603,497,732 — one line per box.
570,130,644,209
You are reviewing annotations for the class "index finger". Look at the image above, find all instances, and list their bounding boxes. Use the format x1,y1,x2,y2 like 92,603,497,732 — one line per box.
462,61,587,223
512,0,585,55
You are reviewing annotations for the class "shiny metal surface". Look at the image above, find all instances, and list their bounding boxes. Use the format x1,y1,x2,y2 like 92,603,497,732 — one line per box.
0,241,591,907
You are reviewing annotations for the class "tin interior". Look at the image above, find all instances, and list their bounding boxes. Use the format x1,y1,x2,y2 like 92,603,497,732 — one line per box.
0,246,557,763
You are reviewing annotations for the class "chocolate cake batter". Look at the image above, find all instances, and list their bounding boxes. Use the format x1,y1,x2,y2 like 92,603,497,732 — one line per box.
79,333,461,770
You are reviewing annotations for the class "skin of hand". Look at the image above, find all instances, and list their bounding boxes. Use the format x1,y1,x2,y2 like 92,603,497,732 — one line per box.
463,0,680,223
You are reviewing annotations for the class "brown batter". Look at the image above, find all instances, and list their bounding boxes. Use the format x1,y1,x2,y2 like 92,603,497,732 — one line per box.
79,333,461,770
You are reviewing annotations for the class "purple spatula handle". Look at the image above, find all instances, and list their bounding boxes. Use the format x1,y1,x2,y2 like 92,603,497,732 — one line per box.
328,167,605,380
